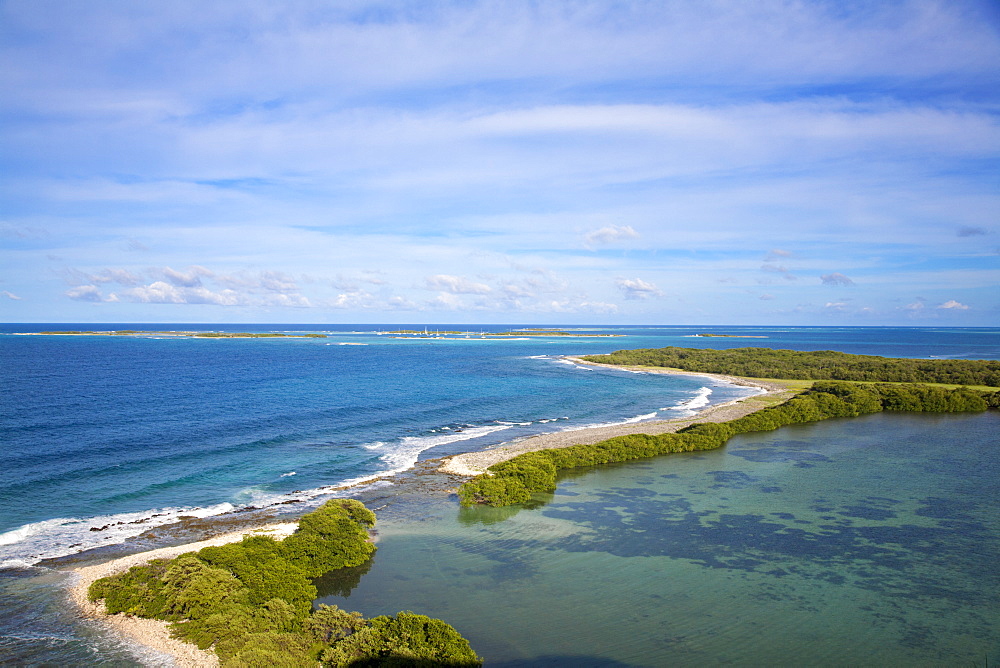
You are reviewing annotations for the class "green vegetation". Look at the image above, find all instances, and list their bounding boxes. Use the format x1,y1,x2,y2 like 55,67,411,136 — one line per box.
88,499,480,667
584,346,1000,387
459,381,999,507
39,330,158,335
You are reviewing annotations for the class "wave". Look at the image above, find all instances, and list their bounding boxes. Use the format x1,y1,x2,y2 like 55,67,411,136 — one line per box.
0,502,236,568
0,420,535,567
363,424,516,475
228,424,527,511
0,384,734,568
666,386,714,415
555,411,660,435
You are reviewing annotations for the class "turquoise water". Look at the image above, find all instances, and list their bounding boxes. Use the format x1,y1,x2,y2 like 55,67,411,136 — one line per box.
1,324,998,664
324,411,1000,667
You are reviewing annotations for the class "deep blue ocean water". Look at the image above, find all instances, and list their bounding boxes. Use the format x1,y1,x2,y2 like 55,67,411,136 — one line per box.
1,324,998,665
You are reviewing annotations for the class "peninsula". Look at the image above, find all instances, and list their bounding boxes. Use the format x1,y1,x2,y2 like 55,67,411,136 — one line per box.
450,347,1000,507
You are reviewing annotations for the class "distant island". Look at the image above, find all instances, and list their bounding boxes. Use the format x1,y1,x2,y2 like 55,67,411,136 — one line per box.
694,333,768,338
35,330,328,338
35,328,623,339
385,328,623,338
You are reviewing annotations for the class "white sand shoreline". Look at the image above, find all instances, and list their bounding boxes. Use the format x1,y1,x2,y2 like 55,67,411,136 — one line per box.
438,357,795,477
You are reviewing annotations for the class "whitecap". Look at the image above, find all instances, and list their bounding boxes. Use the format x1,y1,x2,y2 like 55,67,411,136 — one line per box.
374,424,515,475
668,386,714,415
0,503,236,566
554,411,661,435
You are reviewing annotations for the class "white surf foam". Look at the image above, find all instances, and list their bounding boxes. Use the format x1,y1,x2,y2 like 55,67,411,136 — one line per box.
667,386,714,416
0,502,236,567
555,411,660,435
365,424,516,475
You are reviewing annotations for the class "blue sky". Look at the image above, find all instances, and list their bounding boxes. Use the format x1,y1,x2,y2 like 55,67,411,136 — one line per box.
1,0,998,325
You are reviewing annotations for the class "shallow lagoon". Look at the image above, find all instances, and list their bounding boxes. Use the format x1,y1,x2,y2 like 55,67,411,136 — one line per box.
324,411,1000,667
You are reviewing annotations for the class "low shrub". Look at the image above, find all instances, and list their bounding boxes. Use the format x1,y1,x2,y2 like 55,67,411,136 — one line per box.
459,381,996,507
88,499,481,666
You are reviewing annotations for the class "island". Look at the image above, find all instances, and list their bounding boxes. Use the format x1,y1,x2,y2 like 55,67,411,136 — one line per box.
36,330,328,338
693,333,768,338
385,328,623,338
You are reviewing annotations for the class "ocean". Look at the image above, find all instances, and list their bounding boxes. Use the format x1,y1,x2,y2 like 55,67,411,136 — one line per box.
1,324,998,665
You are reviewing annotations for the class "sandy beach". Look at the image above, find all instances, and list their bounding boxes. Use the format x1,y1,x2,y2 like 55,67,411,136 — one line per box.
69,522,298,668
439,358,795,477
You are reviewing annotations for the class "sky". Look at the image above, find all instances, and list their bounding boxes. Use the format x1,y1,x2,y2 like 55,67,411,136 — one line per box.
1,0,999,326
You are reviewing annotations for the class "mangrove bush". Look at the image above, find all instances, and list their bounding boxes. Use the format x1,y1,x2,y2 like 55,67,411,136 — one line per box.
88,498,480,667
458,381,998,507
583,346,1000,387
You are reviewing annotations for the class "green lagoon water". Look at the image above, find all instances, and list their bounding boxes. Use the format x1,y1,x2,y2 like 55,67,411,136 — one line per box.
325,411,1000,667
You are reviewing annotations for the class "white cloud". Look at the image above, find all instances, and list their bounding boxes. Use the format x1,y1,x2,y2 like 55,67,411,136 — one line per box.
427,292,465,309
66,285,105,302
544,300,619,315
122,281,184,304
584,225,639,247
616,277,664,300
123,281,240,305
501,283,535,299
761,264,797,281
87,268,142,286
938,299,970,310
258,271,299,293
386,295,419,311
425,274,492,295
2,290,22,300
820,273,854,286
329,290,374,309
159,265,213,287
4,1,998,325
264,293,311,308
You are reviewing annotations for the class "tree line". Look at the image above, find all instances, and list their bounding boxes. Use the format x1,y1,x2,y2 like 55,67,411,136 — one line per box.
88,499,481,667
582,346,1000,387
458,381,999,508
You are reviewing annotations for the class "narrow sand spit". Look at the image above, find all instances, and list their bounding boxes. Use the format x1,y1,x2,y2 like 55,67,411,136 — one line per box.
69,522,298,668
439,358,795,477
